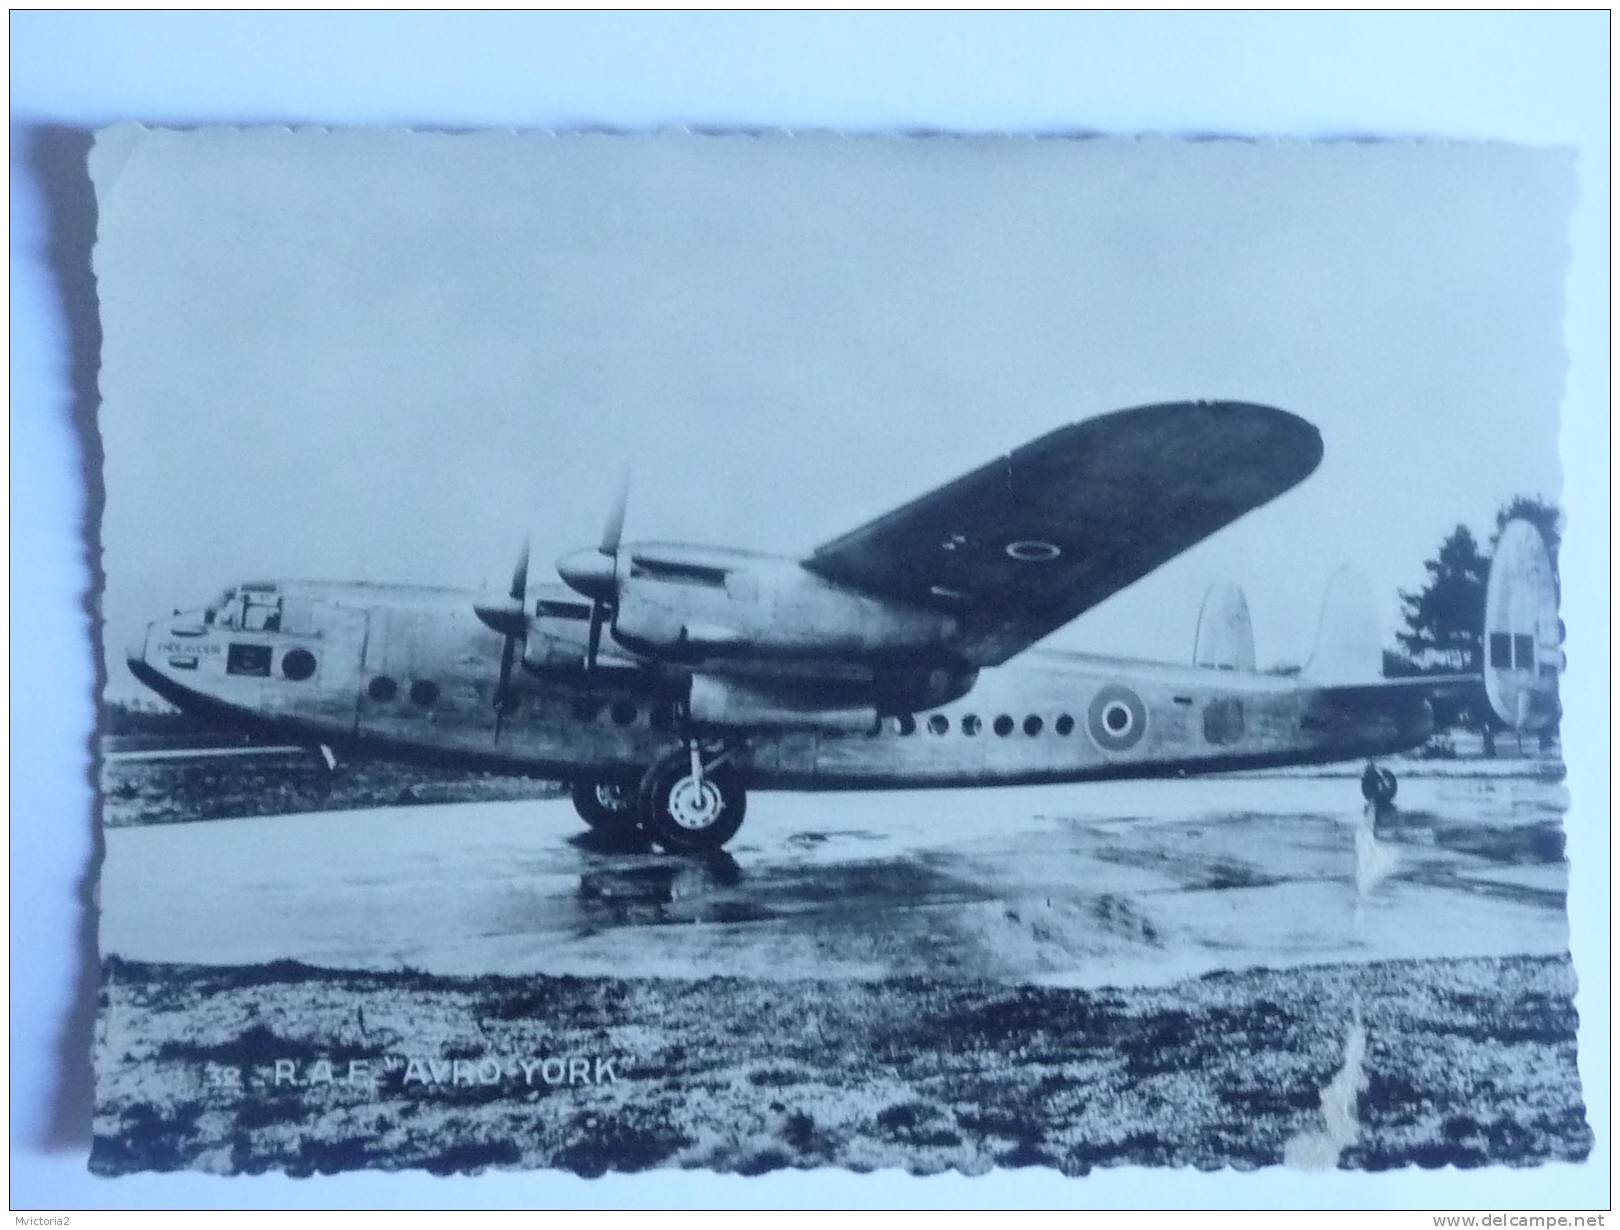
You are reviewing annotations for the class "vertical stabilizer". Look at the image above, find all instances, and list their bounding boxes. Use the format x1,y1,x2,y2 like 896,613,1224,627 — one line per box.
1193,582,1256,672
1305,566,1380,685
1483,519,1561,731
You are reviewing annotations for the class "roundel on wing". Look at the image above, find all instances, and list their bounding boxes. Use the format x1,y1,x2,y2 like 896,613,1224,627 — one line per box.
1087,684,1148,753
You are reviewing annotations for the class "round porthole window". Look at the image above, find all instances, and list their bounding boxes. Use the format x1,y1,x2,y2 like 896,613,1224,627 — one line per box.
994,715,1014,736
368,675,398,703
1024,715,1043,736
610,700,638,727
961,714,981,736
1055,714,1075,736
410,680,440,708
896,714,917,736
928,714,950,735
281,648,317,682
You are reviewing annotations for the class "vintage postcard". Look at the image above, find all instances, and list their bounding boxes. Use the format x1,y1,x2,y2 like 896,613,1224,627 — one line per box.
90,127,1585,1178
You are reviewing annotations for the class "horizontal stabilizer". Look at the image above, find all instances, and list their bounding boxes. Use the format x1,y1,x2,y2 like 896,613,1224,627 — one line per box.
1304,566,1380,685
1483,519,1561,731
1192,582,1256,672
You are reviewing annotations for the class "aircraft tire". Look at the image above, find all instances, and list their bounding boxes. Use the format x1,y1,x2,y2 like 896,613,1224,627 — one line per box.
637,752,747,854
570,779,641,836
1359,765,1397,807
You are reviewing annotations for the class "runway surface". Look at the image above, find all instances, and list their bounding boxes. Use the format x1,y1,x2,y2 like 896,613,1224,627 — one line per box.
100,768,1570,986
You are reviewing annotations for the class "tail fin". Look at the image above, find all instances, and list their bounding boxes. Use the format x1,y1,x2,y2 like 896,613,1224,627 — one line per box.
1193,582,1256,672
1484,519,1561,731
1304,566,1380,685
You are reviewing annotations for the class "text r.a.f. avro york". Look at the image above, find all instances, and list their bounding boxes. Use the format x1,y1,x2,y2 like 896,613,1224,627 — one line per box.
204,1055,621,1092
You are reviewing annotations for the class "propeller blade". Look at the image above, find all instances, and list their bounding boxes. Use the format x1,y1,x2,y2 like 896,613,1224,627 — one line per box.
586,600,608,674
494,634,516,742
492,536,530,744
509,537,531,604
599,470,630,556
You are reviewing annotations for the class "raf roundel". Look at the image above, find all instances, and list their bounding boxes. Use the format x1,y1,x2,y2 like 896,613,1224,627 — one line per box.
1004,539,1063,562
1087,684,1148,753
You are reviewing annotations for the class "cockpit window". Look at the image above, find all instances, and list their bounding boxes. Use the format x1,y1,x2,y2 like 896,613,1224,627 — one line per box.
242,595,282,633
206,588,238,629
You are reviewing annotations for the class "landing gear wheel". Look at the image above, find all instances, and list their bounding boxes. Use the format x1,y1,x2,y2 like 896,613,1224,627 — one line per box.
1360,764,1398,807
637,749,747,854
571,779,640,835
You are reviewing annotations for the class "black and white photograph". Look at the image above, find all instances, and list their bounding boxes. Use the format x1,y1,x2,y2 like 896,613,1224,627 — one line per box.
80,124,1591,1181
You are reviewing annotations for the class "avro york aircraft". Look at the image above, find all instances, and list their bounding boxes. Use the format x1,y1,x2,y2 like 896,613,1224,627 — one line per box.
125,402,1561,853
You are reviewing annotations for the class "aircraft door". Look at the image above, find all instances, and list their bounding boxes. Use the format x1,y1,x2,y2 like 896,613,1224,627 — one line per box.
356,606,425,735
313,604,369,734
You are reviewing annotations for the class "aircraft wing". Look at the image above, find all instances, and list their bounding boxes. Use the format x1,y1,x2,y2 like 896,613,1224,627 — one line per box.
803,401,1323,666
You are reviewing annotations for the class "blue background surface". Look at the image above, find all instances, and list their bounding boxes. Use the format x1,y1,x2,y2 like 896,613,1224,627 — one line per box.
10,10,1610,1210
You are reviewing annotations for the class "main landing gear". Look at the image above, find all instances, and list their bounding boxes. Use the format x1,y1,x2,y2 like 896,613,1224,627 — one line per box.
569,779,639,836
570,741,748,854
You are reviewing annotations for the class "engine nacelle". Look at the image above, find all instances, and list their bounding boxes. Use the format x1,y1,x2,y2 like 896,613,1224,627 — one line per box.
610,551,955,662
688,673,877,734
521,615,643,677
521,616,588,675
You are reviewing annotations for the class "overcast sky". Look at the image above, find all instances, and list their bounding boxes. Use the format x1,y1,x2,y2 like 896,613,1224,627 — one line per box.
92,127,1572,700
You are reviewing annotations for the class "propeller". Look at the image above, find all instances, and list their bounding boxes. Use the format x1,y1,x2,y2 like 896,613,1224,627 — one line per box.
492,538,529,741
558,471,629,676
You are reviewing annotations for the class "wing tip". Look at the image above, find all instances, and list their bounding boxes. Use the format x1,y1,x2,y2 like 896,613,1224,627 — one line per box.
1034,400,1322,471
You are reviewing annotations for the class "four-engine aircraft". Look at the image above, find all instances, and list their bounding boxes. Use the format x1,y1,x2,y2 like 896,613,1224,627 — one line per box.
124,401,1562,852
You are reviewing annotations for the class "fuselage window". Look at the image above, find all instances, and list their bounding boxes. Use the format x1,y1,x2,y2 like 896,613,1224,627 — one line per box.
610,700,638,727
928,714,949,735
226,644,272,677
410,680,440,707
993,715,1014,736
895,714,917,736
1055,714,1075,736
961,714,981,736
1024,715,1043,736
368,675,398,703
281,648,317,682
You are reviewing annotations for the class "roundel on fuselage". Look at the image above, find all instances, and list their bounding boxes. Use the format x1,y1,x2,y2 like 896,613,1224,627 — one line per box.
1087,684,1147,753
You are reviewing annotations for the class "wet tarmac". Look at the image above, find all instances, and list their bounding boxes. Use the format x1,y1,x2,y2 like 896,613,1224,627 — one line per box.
100,767,1570,986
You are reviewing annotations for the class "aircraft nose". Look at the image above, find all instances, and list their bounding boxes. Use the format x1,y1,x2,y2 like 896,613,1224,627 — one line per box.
557,549,616,601
125,623,150,672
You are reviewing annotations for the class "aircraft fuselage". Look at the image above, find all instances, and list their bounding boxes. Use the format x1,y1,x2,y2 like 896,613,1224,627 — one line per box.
125,579,1433,790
